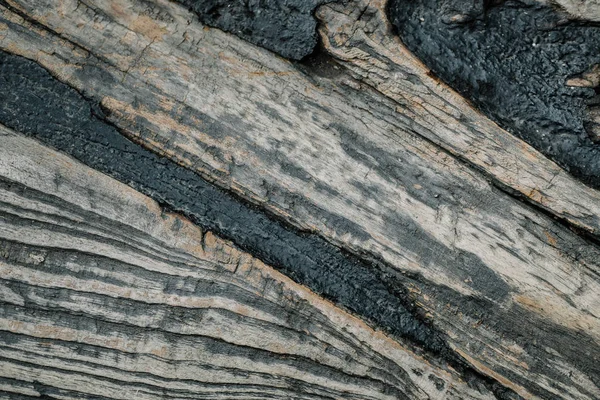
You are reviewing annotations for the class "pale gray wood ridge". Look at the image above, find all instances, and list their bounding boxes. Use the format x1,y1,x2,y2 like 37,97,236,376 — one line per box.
318,0,600,235
548,0,600,21
0,0,599,398
0,127,496,400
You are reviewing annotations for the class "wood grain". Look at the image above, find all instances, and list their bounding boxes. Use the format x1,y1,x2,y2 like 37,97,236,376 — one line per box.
0,126,499,400
550,0,600,21
318,0,600,236
0,0,599,398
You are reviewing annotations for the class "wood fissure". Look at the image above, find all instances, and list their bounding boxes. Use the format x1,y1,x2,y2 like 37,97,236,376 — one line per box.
0,128,502,399
0,52,524,398
0,0,599,398
387,0,600,187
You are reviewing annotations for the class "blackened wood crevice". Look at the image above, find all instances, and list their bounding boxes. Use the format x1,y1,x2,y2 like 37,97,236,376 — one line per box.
387,0,600,188
0,50,524,399
173,0,333,60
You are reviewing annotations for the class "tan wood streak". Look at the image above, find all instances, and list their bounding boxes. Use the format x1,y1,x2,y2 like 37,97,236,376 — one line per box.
0,0,599,398
0,127,495,399
318,0,600,237
2,0,597,321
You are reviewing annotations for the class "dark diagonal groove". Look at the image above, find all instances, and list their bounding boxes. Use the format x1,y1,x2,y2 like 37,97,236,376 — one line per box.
0,50,524,398
0,47,440,353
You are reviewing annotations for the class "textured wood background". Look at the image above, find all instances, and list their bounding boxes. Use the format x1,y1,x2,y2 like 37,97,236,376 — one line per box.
0,0,599,399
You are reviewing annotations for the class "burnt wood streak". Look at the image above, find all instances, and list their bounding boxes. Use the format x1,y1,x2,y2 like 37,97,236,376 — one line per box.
174,0,330,60
0,0,599,398
387,0,600,187
0,127,498,399
0,48,525,400
0,49,447,356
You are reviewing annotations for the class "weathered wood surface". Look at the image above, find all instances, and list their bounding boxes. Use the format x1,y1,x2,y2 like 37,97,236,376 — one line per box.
386,0,600,187
4,0,600,238
319,0,600,233
0,0,599,398
0,127,499,400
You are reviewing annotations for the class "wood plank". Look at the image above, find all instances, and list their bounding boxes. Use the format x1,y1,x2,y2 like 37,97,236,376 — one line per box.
0,0,599,398
0,126,496,400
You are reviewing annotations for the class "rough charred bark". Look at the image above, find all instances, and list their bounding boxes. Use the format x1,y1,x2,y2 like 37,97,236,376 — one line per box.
0,0,598,399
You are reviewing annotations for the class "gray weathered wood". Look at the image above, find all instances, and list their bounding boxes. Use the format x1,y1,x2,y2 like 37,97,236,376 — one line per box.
0,126,496,400
0,0,599,398
318,0,600,236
